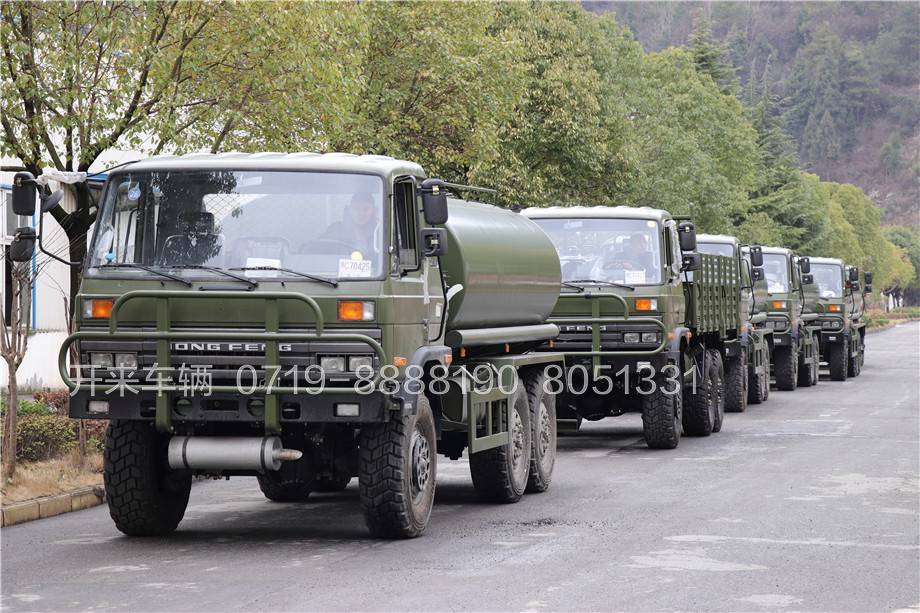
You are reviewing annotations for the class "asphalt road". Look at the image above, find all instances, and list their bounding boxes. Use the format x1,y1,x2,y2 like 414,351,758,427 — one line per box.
2,323,918,612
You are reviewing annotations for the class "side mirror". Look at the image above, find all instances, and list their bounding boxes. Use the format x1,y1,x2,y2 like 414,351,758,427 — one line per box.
751,267,764,282
863,271,872,284
802,273,814,285
848,267,859,282
420,228,447,257
419,178,449,225
12,172,38,215
798,257,811,274
678,222,696,252
681,252,701,272
9,227,36,262
748,245,764,267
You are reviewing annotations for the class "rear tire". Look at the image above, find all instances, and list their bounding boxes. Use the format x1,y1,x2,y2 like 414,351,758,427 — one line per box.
797,345,815,387
258,451,314,502
104,421,191,537
774,344,798,391
359,395,437,538
847,337,862,377
828,340,848,381
683,351,717,437
524,371,557,493
470,386,532,503
709,350,725,433
725,346,748,413
641,369,682,449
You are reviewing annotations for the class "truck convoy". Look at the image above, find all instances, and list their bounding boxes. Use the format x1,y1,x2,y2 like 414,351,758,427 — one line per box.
697,235,772,410
758,247,821,390
808,257,870,380
12,153,566,539
521,207,755,449
6,154,876,539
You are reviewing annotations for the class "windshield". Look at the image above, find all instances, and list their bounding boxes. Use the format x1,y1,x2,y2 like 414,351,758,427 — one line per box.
698,242,734,257
812,263,844,298
88,170,385,280
533,217,662,285
763,253,790,294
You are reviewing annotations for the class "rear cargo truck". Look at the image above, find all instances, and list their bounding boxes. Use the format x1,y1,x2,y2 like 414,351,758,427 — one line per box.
522,207,745,449
808,257,870,380
11,153,565,538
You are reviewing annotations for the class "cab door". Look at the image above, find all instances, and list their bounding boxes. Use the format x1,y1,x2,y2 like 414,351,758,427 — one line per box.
392,177,443,342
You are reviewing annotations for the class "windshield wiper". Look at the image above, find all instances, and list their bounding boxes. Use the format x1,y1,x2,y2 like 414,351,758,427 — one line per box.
168,265,258,290
567,279,635,291
96,263,192,287
561,281,585,293
230,266,338,288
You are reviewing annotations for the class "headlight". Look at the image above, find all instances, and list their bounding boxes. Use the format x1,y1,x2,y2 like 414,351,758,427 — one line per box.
348,355,374,372
89,352,114,368
641,332,659,343
320,356,346,373
114,352,138,369
623,332,640,343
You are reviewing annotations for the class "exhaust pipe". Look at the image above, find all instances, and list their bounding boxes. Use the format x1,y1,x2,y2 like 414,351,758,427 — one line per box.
168,436,302,472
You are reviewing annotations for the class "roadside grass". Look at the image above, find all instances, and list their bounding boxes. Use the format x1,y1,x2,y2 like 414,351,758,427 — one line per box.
1,450,103,505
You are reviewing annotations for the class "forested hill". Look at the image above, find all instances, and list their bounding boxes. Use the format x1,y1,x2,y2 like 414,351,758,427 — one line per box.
586,1,920,226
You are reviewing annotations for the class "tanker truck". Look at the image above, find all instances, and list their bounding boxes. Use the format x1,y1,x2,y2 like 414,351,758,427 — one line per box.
758,247,821,390
521,206,742,449
808,257,870,380
10,152,565,539
697,235,771,410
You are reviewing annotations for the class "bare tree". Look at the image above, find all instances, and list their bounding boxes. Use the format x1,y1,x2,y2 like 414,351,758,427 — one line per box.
1,259,35,479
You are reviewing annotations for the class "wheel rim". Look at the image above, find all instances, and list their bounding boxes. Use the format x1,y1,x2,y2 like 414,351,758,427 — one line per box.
410,427,431,502
510,406,528,483
537,400,553,472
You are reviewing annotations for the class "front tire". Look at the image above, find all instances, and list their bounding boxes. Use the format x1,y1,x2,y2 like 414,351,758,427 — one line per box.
774,344,798,391
470,386,532,503
104,421,191,537
641,369,682,449
524,371,557,493
748,347,769,405
359,395,437,538
828,340,848,381
725,346,748,413
847,337,862,377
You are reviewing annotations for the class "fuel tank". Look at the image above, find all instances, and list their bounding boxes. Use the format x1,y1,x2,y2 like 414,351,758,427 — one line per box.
441,199,561,330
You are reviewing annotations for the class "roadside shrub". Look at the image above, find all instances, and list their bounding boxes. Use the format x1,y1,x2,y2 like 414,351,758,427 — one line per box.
16,415,77,462
32,390,70,413
0,399,52,417
82,419,109,452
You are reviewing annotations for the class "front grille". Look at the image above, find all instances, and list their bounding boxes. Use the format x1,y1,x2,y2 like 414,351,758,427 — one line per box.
544,322,663,352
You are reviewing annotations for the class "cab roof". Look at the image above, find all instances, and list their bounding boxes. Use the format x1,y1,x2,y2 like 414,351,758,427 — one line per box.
761,245,794,256
805,256,844,266
521,205,673,223
109,152,425,180
697,233,739,246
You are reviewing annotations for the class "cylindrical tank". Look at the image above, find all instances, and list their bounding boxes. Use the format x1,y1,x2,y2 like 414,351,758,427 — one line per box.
441,199,561,330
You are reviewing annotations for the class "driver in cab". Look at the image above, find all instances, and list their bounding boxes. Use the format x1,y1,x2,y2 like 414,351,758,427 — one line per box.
324,193,380,259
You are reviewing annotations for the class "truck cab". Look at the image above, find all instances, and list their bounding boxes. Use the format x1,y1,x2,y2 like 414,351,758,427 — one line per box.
758,246,820,390
807,256,868,379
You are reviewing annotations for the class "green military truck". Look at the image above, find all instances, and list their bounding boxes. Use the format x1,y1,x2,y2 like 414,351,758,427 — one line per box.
809,257,870,380
758,246,821,390
697,235,771,410
11,153,566,539
521,206,743,449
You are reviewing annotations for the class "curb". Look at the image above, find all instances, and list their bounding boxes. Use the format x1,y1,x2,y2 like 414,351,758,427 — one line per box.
1,485,105,527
